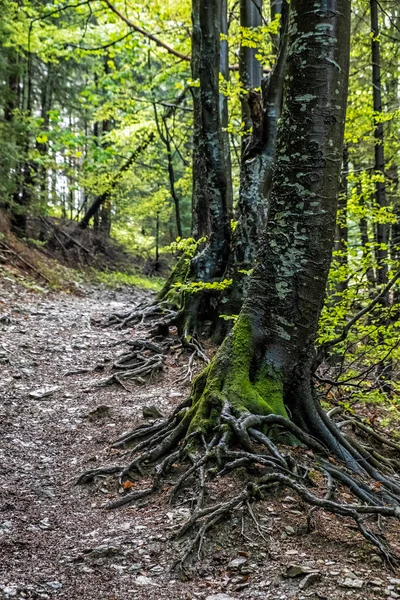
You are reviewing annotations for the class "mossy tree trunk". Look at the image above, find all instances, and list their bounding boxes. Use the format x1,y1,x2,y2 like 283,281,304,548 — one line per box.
186,0,354,457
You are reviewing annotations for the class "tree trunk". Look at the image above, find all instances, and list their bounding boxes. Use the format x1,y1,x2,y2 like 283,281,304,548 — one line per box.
370,0,388,291
1,50,20,218
179,0,355,463
370,0,390,391
137,0,353,459
217,0,288,325
36,63,54,209
16,51,35,236
333,145,349,294
181,0,232,336
219,0,233,217
99,109,112,236
239,0,263,138
154,106,183,238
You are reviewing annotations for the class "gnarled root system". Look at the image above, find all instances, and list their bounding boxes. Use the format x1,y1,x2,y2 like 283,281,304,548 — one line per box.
78,379,400,570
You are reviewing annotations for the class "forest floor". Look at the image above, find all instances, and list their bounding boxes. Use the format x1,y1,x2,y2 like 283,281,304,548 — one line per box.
1,273,400,600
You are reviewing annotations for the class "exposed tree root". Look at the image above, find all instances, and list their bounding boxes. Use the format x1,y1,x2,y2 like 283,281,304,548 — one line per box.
89,338,166,389
78,391,400,570
105,298,209,382
107,300,178,331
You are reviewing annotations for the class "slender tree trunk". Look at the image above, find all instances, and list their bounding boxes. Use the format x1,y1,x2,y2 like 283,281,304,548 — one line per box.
99,111,112,236
370,0,388,290
16,51,35,235
165,136,182,238
370,0,390,391
154,106,183,238
333,145,349,294
217,0,288,326
182,0,232,336
1,50,20,217
36,63,54,209
219,0,233,216
239,0,263,139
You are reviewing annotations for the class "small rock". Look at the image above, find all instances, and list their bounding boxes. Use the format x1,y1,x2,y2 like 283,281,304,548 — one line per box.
142,405,164,419
285,564,316,578
299,573,321,590
45,582,62,590
285,526,296,536
205,595,237,600
29,386,60,399
84,545,119,559
0,520,13,534
2,587,17,597
390,580,400,586
344,570,357,580
134,576,159,587
370,579,384,586
371,555,383,565
342,578,364,589
227,556,248,569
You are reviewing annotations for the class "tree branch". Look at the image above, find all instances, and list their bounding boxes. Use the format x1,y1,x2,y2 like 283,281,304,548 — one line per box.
103,0,191,62
318,268,400,359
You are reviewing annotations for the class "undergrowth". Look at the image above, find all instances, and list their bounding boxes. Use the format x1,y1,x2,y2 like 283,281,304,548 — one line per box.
88,269,165,292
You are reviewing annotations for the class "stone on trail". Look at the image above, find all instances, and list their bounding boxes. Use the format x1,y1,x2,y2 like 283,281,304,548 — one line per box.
205,594,237,600
134,575,159,587
285,564,317,578
299,572,321,590
341,578,364,589
29,386,60,399
227,556,248,569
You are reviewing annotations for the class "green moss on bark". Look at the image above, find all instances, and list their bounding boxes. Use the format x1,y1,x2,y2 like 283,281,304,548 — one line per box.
184,314,288,440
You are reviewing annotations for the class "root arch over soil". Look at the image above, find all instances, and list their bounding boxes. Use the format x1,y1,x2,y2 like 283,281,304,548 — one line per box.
78,323,400,570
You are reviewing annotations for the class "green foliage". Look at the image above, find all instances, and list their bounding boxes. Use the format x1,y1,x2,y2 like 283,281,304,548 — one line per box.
173,278,233,294
163,236,206,257
219,313,239,323
90,269,165,292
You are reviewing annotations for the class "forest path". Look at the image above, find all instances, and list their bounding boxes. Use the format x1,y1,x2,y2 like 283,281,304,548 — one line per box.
0,277,398,600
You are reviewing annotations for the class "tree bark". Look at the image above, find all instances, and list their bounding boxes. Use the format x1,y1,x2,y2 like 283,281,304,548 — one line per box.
217,0,288,325
182,0,232,335
333,145,349,294
370,0,388,290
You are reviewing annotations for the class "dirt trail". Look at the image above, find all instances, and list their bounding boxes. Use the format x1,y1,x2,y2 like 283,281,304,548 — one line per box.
0,278,398,600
